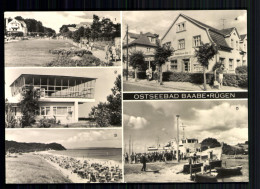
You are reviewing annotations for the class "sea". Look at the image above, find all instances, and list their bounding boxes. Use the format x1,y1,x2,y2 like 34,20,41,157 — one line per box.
217,156,249,182
48,148,122,163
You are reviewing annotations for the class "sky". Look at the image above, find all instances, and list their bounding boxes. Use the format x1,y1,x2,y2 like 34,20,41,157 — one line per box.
4,11,121,33
5,129,122,149
5,67,121,117
122,10,247,38
124,100,248,153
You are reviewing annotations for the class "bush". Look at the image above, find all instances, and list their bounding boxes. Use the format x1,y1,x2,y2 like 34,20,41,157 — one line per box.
9,31,24,37
235,66,247,74
39,117,56,128
162,72,247,88
49,48,92,57
47,54,104,67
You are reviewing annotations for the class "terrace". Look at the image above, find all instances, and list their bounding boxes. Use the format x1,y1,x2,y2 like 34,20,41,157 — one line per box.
10,74,96,99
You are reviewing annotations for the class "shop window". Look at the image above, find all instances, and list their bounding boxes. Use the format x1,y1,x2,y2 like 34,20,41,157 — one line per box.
229,59,234,70
193,35,201,47
170,60,178,71
178,39,185,49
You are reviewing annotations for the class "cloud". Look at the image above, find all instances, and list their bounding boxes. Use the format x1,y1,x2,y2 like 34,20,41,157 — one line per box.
124,114,148,129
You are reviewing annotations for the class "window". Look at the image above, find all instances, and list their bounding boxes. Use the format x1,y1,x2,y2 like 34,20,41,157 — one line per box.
178,39,185,49
229,59,234,70
193,35,201,47
163,41,171,48
147,48,150,52
170,60,178,71
177,22,186,32
53,107,72,116
236,41,239,50
237,59,241,67
231,39,234,48
219,57,225,65
40,106,51,116
183,59,190,72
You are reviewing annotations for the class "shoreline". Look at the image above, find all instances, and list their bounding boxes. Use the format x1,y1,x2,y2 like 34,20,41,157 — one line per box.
38,151,122,183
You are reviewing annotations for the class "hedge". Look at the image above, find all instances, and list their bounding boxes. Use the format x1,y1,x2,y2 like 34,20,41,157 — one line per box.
123,69,247,88
163,72,247,88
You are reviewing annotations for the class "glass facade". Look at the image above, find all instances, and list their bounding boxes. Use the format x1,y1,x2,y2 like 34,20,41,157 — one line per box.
10,74,96,99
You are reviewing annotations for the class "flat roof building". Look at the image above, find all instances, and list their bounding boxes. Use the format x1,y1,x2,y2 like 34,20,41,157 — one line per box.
8,74,96,124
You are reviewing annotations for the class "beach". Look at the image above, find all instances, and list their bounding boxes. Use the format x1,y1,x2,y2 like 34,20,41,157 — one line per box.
124,161,193,183
5,150,122,183
38,151,122,183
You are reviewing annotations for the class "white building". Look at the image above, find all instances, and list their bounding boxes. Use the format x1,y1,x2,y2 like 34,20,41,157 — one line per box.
8,74,96,124
161,14,247,73
5,18,28,36
123,32,159,70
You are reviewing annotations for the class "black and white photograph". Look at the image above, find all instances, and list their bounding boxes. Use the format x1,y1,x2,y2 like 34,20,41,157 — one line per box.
123,100,248,183
5,68,121,128
123,10,247,92
4,11,121,67
5,129,122,183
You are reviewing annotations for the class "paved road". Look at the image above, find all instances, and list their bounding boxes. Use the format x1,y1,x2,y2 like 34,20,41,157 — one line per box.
123,83,171,91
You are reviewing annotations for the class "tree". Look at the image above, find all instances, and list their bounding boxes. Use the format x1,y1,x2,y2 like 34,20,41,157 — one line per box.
194,43,218,91
154,42,173,85
72,27,85,42
201,137,221,151
91,15,101,41
129,51,145,82
89,75,121,127
19,86,39,127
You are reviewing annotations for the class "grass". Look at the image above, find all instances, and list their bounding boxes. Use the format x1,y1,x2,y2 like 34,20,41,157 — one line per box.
5,38,76,67
6,153,71,183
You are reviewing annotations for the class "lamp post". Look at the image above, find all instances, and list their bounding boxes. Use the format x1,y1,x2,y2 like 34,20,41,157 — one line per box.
176,115,180,162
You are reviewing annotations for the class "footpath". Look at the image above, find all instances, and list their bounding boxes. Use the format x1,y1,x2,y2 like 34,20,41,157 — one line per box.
124,78,246,92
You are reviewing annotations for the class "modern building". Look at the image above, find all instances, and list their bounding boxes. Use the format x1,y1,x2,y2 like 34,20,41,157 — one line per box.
161,14,247,73
123,32,159,70
8,74,96,124
5,18,28,36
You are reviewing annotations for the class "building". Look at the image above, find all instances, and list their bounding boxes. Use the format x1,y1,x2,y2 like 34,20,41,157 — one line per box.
5,18,28,36
123,32,159,70
8,74,96,124
161,14,247,73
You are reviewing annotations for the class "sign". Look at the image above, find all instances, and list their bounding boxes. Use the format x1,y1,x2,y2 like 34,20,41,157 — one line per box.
145,57,154,61
175,51,192,56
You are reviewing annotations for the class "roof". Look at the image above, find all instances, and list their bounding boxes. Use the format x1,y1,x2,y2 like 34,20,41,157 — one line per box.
124,32,158,48
10,74,97,87
162,14,234,51
240,34,247,41
219,28,235,36
124,34,158,48
8,18,27,28
128,32,140,39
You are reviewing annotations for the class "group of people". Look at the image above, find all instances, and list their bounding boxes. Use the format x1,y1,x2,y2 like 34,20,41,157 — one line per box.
39,154,122,183
124,151,182,164
105,44,121,63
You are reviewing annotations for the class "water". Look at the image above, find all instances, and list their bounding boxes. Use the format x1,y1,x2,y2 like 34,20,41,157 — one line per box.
48,148,122,163
217,156,249,182
5,38,75,67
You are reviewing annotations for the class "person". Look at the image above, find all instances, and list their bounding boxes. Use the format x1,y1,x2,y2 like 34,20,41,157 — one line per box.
141,154,147,171
218,64,225,89
193,152,197,164
146,68,150,81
